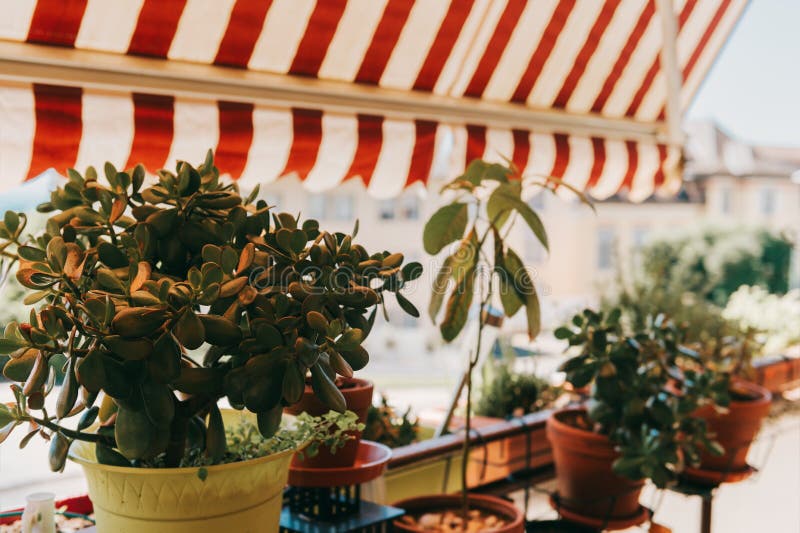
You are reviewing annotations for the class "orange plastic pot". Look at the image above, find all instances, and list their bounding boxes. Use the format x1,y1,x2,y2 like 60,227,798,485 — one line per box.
688,380,771,478
546,408,645,522
285,377,373,468
393,494,524,532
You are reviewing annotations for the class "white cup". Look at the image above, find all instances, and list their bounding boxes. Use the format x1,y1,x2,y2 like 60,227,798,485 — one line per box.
20,492,55,533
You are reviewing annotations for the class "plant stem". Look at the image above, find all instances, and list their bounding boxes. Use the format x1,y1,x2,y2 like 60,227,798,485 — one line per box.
461,275,493,525
23,415,115,446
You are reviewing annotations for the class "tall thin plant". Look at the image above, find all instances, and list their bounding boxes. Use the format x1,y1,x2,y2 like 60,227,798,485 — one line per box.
423,160,590,520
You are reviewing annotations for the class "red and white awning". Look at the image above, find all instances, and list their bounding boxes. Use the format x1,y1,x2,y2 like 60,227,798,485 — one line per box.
0,83,439,199
0,0,747,200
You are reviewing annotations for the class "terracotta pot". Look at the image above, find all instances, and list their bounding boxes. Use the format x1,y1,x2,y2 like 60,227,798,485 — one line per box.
393,494,524,533
285,377,373,468
546,408,645,522
690,380,771,476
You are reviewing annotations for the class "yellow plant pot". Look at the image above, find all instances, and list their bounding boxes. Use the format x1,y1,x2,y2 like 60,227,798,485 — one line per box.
69,440,295,533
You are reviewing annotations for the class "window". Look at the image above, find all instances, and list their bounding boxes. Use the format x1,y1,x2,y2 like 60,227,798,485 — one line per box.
378,199,395,220
332,195,354,221
759,187,776,215
378,195,419,220
528,192,546,211
400,195,420,220
632,227,649,250
308,194,326,219
597,228,616,270
524,231,546,263
719,187,731,214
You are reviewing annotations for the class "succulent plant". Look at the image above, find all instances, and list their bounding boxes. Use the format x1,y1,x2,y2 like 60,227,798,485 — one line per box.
0,151,421,470
556,308,731,487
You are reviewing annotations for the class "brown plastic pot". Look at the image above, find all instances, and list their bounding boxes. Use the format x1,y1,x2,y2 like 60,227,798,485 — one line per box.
285,376,373,468
689,379,771,476
393,494,524,532
546,408,645,522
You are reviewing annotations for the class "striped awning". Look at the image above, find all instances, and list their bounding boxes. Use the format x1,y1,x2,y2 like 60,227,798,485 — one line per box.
0,0,747,200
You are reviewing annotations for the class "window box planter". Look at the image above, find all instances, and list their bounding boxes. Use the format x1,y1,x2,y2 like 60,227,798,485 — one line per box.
752,355,800,393
374,410,553,503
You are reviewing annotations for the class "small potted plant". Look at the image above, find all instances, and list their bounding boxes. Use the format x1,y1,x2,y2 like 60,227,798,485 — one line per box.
467,347,561,486
284,230,422,469
394,160,586,532
678,330,772,483
363,394,420,448
550,309,729,525
0,152,416,532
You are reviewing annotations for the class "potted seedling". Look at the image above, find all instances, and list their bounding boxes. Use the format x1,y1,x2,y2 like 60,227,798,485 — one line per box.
550,309,729,526
0,152,416,533
394,160,585,532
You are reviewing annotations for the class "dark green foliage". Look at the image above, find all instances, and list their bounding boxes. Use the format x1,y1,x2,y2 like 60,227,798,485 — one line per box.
0,152,419,470
557,309,730,488
639,226,792,307
362,395,419,448
475,354,558,419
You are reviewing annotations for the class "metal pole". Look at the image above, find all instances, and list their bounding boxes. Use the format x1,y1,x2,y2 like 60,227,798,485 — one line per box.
700,494,713,533
655,0,685,147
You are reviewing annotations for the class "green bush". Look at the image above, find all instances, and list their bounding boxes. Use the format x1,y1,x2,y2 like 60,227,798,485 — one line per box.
474,338,558,419
639,225,792,306
604,224,794,364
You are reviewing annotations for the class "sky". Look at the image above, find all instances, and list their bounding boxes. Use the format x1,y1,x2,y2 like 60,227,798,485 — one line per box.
687,1,800,147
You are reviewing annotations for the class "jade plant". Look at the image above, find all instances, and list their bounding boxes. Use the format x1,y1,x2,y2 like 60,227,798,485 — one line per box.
556,308,731,487
424,159,588,517
0,151,421,470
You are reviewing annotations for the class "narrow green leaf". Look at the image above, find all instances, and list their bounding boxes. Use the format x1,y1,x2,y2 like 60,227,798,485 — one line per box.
505,248,540,339
429,255,453,323
423,203,468,255
440,265,476,342
489,184,549,250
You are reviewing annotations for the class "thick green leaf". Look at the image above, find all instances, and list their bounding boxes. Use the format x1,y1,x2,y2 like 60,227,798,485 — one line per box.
173,309,205,350
205,404,227,462
56,358,79,419
17,245,46,262
257,405,283,438
395,292,419,318
0,338,26,354
310,363,346,412
49,432,70,472
423,203,468,255
401,262,423,282
3,349,37,381
4,211,20,235
0,404,15,428
95,443,131,467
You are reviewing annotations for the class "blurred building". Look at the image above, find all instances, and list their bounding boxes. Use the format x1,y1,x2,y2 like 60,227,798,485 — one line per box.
251,120,800,328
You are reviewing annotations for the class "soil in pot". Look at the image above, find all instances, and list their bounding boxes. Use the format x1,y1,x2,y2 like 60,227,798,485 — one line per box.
546,408,645,523
393,494,524,533
690,380,771,476
286,376,373,468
